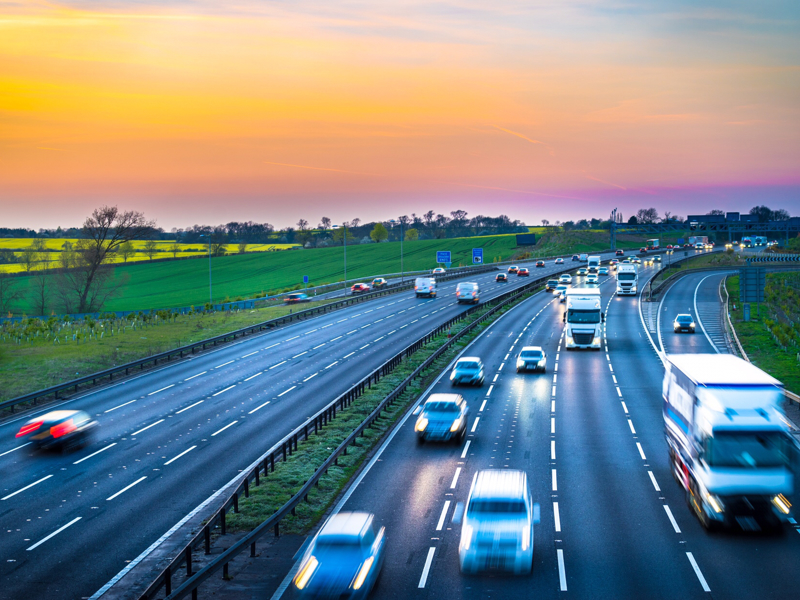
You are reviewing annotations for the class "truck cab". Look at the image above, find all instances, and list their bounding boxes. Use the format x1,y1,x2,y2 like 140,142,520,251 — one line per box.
616,263,638,295
587,255,601,274
563,288,603,350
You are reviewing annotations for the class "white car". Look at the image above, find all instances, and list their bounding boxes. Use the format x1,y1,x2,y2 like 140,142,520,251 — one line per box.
432,267,446,274
598,267,609,276
554,258,564,265
577,268,587,276
555,285,568,302
586,274,599,284
558,274,572,284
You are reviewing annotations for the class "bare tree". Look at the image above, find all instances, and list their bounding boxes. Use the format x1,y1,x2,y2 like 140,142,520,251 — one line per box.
423,210,436,229
55,206,155,313
60,240,77,269
143,240,159,260
30,262,50,316
237,240,248,254
398,215,410,227
663,211,672,222
169,242,182,258
320,216,331,230
636,208,659,224
0,276,23,314
350,218,361,228
706,209,725,216
450,209,468,227
541,219,550,226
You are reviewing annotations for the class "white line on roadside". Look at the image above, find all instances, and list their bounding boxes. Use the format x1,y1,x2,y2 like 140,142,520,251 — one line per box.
26,517,82,551
165,445,197,465
248,400,271,414
664,505,681,533
471,417,480,432
557,548,567,591
185,371,207,381
0,443,30,457
303,373,318,382
450,468,462,489
554,501,562,532
213,385,236,397
73,443,117,465
148,384,175,396
269,361,287,370
552,469,558,491
686,552,711,592
107,476,147,501
325,361,338,369
278,386,296,397
105,399,137,413
648,471,661,492
131,418,165,435
2,474,53,500
175,401,202,414
436,501,451,531
244,372,262,382
637,443,646,460
418,547,436,588
212,421,239,437
461,440,471,459
242,351,259,358
215,361,234,369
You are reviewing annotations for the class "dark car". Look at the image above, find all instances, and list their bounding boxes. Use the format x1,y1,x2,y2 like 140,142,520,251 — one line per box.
293,512,386,598
16,410,97,452
615,249,624,256
508,265,519,274
639,247,648,254
450,357,485,386
351,283,371,295
285,293,310,303
535,260,545,268
516,346,547,373
371,277,388,288
517,267,530,276
673,314,696,333
496,273,508,282
545,279,559,292
415,394,469,444
571,254,580,262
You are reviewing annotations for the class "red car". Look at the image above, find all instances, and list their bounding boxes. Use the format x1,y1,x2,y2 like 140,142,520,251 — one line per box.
615,249,624,256
351,283,371,294
535,260,545,268
666,245,673,249
517,268,530,276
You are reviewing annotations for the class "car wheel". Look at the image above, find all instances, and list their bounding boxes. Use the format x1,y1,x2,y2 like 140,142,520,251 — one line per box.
417,436,425,445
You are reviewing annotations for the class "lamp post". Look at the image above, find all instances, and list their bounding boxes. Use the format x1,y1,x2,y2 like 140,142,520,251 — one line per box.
199,234,213,305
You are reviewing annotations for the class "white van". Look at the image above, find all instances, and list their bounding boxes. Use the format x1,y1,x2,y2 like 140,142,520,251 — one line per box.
414,277,437,298
455,282,480,304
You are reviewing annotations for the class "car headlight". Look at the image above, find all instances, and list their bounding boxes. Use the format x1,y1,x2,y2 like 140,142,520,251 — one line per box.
351,556,375,590
294,556,319,590
690,322,696,328
450,417,463,432
461,524,473,550
705,493,725,514
773,494,792,515
521,526,530,551
415,417,428,432
539,359,546,365
450,371,456,380
517,359,524,368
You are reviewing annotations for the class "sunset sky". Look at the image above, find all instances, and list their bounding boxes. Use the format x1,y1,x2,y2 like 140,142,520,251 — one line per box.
1,1,798,229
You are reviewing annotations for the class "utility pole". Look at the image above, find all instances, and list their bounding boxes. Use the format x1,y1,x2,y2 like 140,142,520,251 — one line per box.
610,208,618,250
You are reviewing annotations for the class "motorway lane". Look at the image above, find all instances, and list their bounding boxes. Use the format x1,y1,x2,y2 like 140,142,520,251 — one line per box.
0,256,598,599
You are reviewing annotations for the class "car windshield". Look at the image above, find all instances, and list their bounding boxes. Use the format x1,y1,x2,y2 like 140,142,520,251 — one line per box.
520,351,542,359
456,361,480,370
468,499,527,515
458,284,476,291
705,431,789,468
548,280,558,285
676,316,693,323
567,309,601,324
618,273,636,280
425,402,460,413
556,286,567,292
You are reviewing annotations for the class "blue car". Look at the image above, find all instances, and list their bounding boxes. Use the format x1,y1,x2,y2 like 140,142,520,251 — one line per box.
294,512,386,598
450,357,484,386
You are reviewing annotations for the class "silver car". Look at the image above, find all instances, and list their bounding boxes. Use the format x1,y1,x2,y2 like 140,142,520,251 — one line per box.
559,274,572,284
450,357,485,386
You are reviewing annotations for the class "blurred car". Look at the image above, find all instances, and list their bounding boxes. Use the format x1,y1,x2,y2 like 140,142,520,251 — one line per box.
496,273,508,283
516,346,546,373
351,283,371,295
724,243,733,250
285,293,311,303
450,357,485,386
517,267,530,277
16,410,97,452
554,258,564,265
631,257,641,265
674,314,696,333
577,267,587,276
507,265,519,274
371,277,388,288
545,279,559,292
615,249,624,256
666,249,673,255
586,274,599,284
555,284,568,302
558,274,572,284
416,394,469,443
293,512,385,598
733,240,739,246
654,255,662,263
666,245,673,249
456,282,480,304
598,267,609,276
535,260,545,268
571,254,580,262
458,470,539,575
643,258,654,267
609,259,618,268
639,247,648,254
432,267,446,275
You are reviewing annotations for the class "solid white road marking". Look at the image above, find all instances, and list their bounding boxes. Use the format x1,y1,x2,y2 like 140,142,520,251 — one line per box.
461,440,471,459
0,443,30,457
213,385,236,397
648,471,661,492
73,443,117,465
554,501,562,532
175,401,202,414
2,474,54,500
664,505,682,533
637,443,647,460
471,417,480,432
248,400,271,414
26,517,82,551
131,418,165,435
105,399,137,413
165,445,197,465
148,384,175,396
450,468,462,489
418,547,436,588
686,552,711,592
436,500,451,530
107,476,147,501
278,386,296,397
557,548,568,591
211,421,239,437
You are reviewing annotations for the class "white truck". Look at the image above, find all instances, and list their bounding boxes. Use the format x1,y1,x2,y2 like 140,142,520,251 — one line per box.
616,263,638,295
587,255,601,274
563,288,603,350
663,354,797,531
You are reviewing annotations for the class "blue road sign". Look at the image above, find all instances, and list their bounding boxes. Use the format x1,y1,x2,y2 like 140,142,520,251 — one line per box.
677,238,684,245
472,248,483,264
436,251,451,264
303,275,309,284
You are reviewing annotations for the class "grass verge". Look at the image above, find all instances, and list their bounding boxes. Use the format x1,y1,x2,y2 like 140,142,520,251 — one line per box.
651,250,745,287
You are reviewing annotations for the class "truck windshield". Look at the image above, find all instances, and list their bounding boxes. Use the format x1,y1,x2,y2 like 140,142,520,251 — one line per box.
618,273,636,281
705,431,789,468
567,309,601,324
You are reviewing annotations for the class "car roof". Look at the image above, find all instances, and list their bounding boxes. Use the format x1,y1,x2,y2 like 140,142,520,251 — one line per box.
35,410,86,424
457,356,482,362
426,393,463,405
520,346,543,353
318,512,373,540
471,470,528,500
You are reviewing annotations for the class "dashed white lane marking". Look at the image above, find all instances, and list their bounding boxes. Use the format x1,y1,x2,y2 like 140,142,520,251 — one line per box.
418,547,436,588
212,421,239,437
360,344,371,350
492,374,499,383
551,401,555,412
26,516,82,551
303,373,318,382
185,371,207,381
292,351,308,358
148,384,175,396
320,324,333,329
213,385,236,397
460,440,471,459
648,471,661,492
2,474,54,500
621,401,628,413
175,401,203,414
0,443,30,457
105,399,137,413
628,420,636,434
264,343,280,350
687,552,711,592
270,361,287,370
664,505,682,533
479,400,487,412
552,469,558,491
165,445,197,465
637,443,647,460
248,400,271,414
616,387,623,397
551,417,556,434
131,418,165,435
313,343,326,349
450,468,462,489
330,336,343,341
325,361,338,369
551,386,557,397
436,500,451,531
73,442,117,465
551,440,556,460
554,501,562,532
106,476,147,502
215,361,234,369
244,372,262,382
242,351,259,358
557,548,568,591
304,328,318,335
278,386,296,397
347,330,358,335
343,352,356,359
471,417,480,432
487,385,494,396
286,336,300,341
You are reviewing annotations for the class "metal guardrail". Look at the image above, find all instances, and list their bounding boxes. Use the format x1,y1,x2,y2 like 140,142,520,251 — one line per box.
0,265,495,415
135,270,552,600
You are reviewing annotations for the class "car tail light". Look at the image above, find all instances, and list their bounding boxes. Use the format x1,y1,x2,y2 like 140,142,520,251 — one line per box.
50,419,77,438
16,421,44,437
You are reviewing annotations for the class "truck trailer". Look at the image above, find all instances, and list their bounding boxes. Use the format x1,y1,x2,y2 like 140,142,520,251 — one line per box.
616,263,638,295
689,236,708,246
663,354,796,531
563,288,603,350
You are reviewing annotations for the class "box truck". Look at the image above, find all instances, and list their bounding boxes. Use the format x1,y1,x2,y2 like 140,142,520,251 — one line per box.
587,255,601,274
563,288,603,350
616,263,638,295
663,354,797,530
689,236,708,246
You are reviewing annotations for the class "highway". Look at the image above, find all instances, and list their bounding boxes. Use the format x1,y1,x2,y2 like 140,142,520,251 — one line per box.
269,259,800,600
0,251,627,600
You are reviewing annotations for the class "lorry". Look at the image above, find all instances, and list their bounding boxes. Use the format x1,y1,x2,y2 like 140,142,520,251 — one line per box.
563,288,603,350
663,354,797,531
616,263,638,295
414,277,437,298
587,255,601,274
689,236,708,246
753,236,767,247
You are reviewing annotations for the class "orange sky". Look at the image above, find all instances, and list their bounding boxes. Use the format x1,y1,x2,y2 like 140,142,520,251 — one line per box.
1,1,798,227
